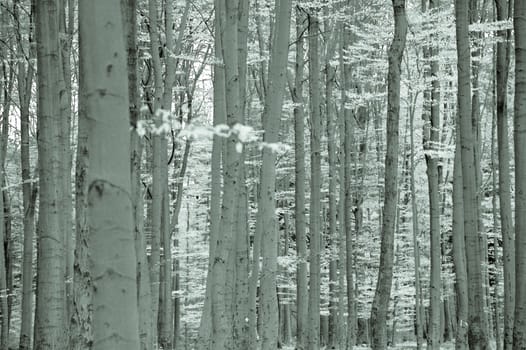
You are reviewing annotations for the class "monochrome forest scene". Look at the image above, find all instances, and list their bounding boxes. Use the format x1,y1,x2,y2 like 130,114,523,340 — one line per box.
0,0,525,349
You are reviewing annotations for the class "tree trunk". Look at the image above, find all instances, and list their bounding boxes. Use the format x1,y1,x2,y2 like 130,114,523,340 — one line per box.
410,95,424,350
453,129,469,350
370,1,407,349
307,12,322,350
34,1,68,347
79,0,140,348
513,0,526,347
423,1,441,347
455,0,489,348
211,0,241,348
17,4,36,345
196,1,225,346
256,0,292,349
495,0,514,348
291,6,308,349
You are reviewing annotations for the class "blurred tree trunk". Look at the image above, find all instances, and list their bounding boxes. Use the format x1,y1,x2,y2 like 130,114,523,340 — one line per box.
370,1,407,348
513,0,526,347
34,0,68,348
58,0,73,322
146,1,163,346
122,0,153,348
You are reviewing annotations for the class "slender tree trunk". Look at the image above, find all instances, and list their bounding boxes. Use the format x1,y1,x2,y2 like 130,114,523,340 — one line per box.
291,6,308,349
423,1,441,347
58,0,73,324
370,1,407,348
146,2,163,346
409,95,424,350
196,2,225,346
17,5,36,345
453,129,469,350
494,1,515,350
307,12,322,350
34,1,68,347
341,7,356,346
455,0,489,347
325,12,339,348
513,0,526,347
233,1,250,347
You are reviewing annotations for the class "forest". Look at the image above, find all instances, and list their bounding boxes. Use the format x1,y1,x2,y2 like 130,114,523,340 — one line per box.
0,0,525,349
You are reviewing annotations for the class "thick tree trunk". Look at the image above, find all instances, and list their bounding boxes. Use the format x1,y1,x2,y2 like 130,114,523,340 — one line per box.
370,1,407,349
34,1,68,348
256,1,292,349
455,0,489,347
211,1,241,348
79,1,140,348
513,0,526,347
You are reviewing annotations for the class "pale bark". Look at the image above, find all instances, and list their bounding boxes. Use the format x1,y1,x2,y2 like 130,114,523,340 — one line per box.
58,0,73,323
290,6,308,349
495,1,515,349
79,1,140,348
34,1,68,347
409,96,424,350
514,0,526,347
196,3,225,347
211,0,241,348
233,1,250,347
122,0,153,348
256,0,292,348
453,131,469,350
455,0,489,347
370,1,407,349
423,1,441,347
147,1,163,345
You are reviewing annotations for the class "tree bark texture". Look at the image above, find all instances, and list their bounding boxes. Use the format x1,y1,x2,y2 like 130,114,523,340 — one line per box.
370,1,407,349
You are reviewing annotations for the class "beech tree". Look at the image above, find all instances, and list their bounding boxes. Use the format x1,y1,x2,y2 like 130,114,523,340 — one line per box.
78,0,140,349
514,0,526,348
370,0,407,348
34,1,68,348
455,0,489,347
